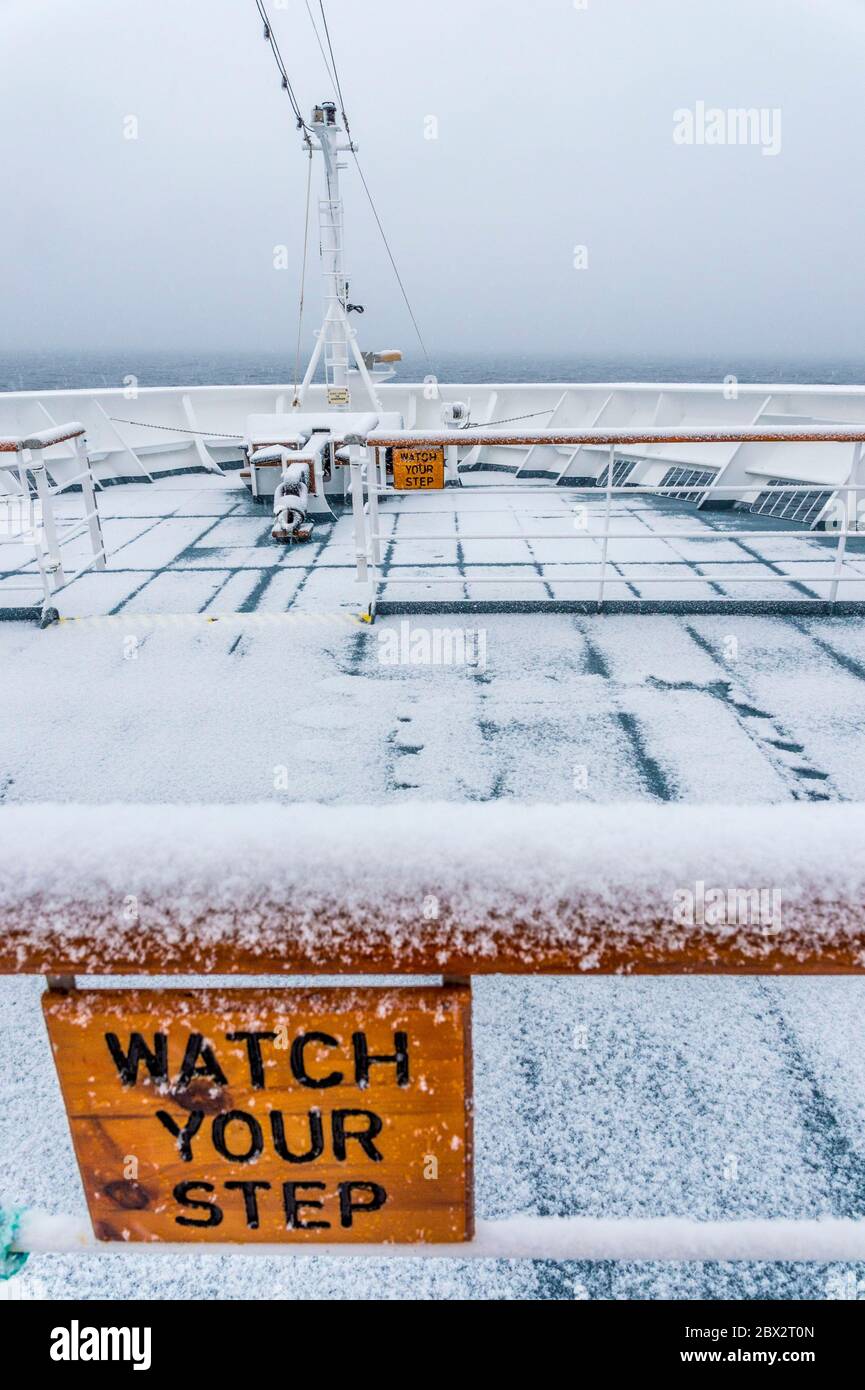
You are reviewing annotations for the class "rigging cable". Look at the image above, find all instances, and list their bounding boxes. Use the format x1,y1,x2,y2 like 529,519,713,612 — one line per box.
316,0,350,128
466,410,558,428
303,0,338,88
253,0,312,142
253,0,317,396
108,418,243,438
317,0,432,366
103,407,554,439
292,148,315,405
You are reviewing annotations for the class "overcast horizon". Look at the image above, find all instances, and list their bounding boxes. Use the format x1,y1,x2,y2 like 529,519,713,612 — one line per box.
2,0,864,367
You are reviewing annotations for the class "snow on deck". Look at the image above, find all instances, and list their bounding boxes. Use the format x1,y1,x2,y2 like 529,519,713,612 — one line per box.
3,474,865,1298
3,471,865,613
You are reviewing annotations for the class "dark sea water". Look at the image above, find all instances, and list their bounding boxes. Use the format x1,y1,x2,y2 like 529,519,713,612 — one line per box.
2,349,864,392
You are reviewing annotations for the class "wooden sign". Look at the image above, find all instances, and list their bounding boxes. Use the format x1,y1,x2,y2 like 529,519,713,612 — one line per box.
392,446,445,490
44,985,472,1244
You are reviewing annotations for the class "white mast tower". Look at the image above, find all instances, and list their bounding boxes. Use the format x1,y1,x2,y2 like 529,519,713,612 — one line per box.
295,101,383,412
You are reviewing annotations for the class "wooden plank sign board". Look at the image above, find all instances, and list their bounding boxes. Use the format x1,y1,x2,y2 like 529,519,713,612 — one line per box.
392,446,445,490
43,985,472,1244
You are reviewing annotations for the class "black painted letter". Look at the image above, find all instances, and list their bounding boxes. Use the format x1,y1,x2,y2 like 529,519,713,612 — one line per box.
282,1181,330,1231
226,1032,277,1090
290,1032,343,1089
178,1033,228,1089
225,1180,271,1229
105,1032,168,1087
174,1181,223,1228
155,1109,204,1162
338,1181,387,1228
211,1110,264,1163
352,1032,409,1087
270,1109,325,1163
331,1109,384,1162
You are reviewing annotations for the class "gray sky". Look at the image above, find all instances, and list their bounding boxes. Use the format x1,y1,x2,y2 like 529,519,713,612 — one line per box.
2,0,864,360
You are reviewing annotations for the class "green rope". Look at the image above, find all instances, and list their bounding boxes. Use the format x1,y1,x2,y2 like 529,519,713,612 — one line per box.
0,1207,29,1279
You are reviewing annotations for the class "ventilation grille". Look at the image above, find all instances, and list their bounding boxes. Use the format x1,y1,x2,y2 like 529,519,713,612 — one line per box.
599,457,638,488
747,479,832,527
659,465,716,500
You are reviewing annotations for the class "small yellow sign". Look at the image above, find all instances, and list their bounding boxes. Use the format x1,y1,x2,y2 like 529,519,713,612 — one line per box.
393,446,445,491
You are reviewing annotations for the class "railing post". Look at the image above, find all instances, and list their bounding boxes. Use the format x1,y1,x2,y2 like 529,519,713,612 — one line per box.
31,453,65,587
829,444,859,608
365,450,381,618
596,444,615,611
13,454,51,607
15,455,37,542
349,448,368,582
367,446,382,565
76,434,106,572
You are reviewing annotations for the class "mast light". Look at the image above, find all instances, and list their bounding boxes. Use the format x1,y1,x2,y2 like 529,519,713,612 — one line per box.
312,101,338,126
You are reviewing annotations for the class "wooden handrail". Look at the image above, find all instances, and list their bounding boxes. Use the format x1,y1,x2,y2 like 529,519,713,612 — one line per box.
1,803,863,977
0,423,86,454
3,920,863,977
359,426,865,448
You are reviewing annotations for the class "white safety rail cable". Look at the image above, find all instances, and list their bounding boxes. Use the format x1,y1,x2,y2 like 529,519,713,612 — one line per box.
12,1210,865,1263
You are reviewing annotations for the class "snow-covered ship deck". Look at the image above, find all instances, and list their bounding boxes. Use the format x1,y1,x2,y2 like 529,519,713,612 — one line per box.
4,469,865,620
4,472,865,803
2,495,865,1296
4,468,865,1300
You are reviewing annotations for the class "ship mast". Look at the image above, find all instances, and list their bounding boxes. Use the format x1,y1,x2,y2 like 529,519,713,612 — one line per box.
294,101,382,411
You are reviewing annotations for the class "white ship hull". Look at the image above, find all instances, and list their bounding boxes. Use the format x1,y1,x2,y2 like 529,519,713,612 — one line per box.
2,380,864,523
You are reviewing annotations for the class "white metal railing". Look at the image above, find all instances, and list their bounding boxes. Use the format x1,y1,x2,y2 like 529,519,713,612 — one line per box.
349,433,865,615
0,424,106,620
10,1208,865,1263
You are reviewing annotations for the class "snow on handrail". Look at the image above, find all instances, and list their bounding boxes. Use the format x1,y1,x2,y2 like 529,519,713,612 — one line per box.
359,425,865,448
11,1209,865,1261
0,422,86,453
1,802,864,975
